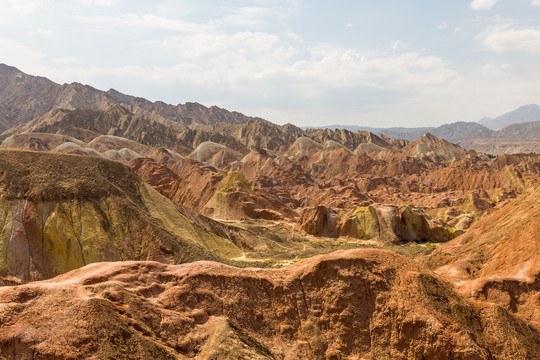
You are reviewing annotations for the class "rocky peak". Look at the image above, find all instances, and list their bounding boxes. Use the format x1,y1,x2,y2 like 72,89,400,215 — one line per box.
406,132,469,160
0,63,22,73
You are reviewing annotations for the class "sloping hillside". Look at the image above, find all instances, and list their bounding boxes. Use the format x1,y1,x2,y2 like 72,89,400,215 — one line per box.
0,249,537,359
0,64,258,132
0,149,243,283
429,184,540,327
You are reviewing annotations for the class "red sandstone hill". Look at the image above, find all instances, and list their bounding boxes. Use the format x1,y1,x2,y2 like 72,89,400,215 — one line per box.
429,183,540,328
0,65,539,359
1,76,539,246
0,249,538,359
126,137,540,245
4,104,537,245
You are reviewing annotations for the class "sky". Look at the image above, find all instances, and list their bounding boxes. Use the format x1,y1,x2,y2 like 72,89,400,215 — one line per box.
1,0,540,128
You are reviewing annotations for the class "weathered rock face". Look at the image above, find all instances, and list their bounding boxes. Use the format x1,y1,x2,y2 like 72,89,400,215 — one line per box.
299,206,336,235
400,132,474,161
334,205,464,244
0,249,538,359
188,141,244,167
304,128,392,151
284,136,324,158
0,64,116,132
0,149,243,284
131,157,296,221
126,140,540,244
176,128,247,154
216,119,304,153
1,105,184,148
429,184,540,328
201,171,289,221
337,206,380,239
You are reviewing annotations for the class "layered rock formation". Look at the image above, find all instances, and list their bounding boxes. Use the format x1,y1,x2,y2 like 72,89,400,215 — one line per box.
1,105,183,148
0,249,537,359
1,149,383,284
1,69,540,247
125,132,540,244
0,149,245,284
429,184,540,328
4,102,537,246
0,64,115,132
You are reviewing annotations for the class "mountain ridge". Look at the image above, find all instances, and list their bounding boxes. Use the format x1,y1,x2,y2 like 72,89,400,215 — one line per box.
0,63,263,133
315,104,540,140
479,104,540,130
313,105,540,154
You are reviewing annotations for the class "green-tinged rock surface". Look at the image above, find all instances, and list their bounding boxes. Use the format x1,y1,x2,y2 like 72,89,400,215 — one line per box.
398,205,463,243
0,149,242,283
399,205,431,240
218,171,253,193
333,204,463,244
338,206,380,239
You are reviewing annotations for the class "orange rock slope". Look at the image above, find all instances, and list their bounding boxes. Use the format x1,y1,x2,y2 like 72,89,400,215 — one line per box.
430,183,540,328
0,249,538,359
3,103,540,245
128,135,540,245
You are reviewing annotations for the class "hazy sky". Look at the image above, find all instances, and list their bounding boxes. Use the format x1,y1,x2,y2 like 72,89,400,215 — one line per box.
1,0,540,127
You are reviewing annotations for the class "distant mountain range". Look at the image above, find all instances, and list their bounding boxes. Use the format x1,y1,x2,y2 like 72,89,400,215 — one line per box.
1,63,539,155
478,104,540,130
0,63,264,133
314,122,492,142
314,104,540,154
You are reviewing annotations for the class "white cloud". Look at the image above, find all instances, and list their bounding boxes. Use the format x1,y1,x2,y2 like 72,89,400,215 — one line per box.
75,13,211,33
77,9,454,95
477,23,540,52
149,41,456,101
0,0,40,24
297,49,457,92
481,63,510,77
79,0,115,6
531,0,540,6
470,0,498,10
75,4,295,33
35,5,462,125
28,28,55,36
52,58,83,65
4,2,540,128
392,40,409,50
215,6,280,28
0,36,46,71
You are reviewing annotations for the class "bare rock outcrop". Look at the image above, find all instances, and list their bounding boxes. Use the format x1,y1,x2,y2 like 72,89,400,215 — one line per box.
0,149,243,284
0,249,537,359
299,206,337,235
430,184,540,328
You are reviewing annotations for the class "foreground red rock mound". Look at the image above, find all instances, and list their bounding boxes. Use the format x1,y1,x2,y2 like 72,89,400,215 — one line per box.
0,249,538,359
